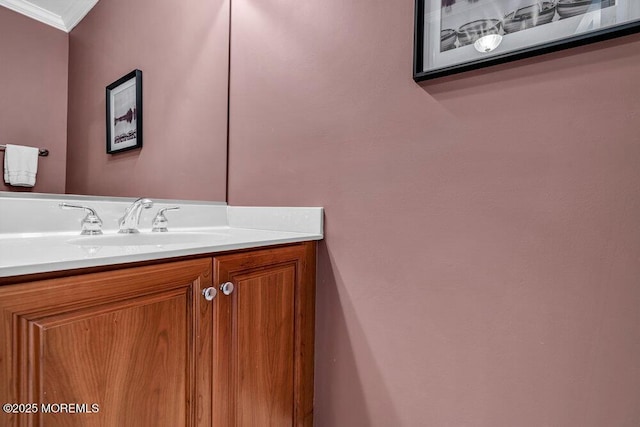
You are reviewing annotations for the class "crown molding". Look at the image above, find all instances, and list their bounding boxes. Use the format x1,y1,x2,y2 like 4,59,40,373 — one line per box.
0,0,65,31
59,0,98,32
0,0,98,32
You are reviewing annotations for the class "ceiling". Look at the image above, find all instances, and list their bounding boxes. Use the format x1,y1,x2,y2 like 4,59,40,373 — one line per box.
0,0,98,32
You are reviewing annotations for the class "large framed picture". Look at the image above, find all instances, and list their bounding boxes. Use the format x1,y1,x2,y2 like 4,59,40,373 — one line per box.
106,69,142,154
414,0,640,81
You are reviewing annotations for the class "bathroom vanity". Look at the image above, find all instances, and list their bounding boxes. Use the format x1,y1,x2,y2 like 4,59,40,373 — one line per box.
0,193,322,426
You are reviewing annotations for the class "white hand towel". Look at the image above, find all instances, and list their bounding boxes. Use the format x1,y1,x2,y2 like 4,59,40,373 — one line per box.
3,144,39,187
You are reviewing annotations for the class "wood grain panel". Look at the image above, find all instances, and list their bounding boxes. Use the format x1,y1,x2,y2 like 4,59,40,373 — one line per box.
236,267,295,426
295,242,316,427
38,291,188,426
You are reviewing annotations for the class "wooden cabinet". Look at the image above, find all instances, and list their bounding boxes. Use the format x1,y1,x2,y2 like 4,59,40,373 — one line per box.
212,242,315,427
0,242,315,427
0,258,213,427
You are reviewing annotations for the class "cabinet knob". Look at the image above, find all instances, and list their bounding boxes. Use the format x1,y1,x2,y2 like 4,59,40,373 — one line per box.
202,287,217,301
220,282,234,296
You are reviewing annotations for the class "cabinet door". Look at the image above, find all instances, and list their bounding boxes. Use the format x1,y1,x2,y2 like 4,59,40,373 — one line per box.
213,243,315,427
0,259,213,427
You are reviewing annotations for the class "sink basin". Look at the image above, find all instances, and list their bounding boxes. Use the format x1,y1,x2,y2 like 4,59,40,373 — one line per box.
67,232,227,247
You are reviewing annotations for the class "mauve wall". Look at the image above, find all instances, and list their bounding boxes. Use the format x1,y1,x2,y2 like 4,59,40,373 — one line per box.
227,1,640,425
0,7,68,194
66,0,229,201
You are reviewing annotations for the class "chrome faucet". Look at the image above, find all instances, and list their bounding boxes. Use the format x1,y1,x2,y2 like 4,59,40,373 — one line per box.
118,198,153,233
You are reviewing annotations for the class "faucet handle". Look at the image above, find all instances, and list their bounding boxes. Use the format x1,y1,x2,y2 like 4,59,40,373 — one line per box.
152,207,180,232
59,203,103,235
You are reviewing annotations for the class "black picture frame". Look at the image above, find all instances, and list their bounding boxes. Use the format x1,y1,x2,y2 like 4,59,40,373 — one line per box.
414,0,640,82
106,69,143,154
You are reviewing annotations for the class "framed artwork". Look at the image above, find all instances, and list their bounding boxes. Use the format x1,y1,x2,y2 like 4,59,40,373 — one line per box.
414,0,640,81
106,69,143,154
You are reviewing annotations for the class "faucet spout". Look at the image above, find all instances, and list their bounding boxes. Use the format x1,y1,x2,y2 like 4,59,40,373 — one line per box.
118,198,154,233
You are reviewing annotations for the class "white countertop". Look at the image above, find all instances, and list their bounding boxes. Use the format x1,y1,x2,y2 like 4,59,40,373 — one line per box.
0,226,322,277
0,193,323,278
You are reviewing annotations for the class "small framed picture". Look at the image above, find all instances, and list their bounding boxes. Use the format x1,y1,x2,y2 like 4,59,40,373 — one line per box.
414,1,640,81
106,69,142,154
